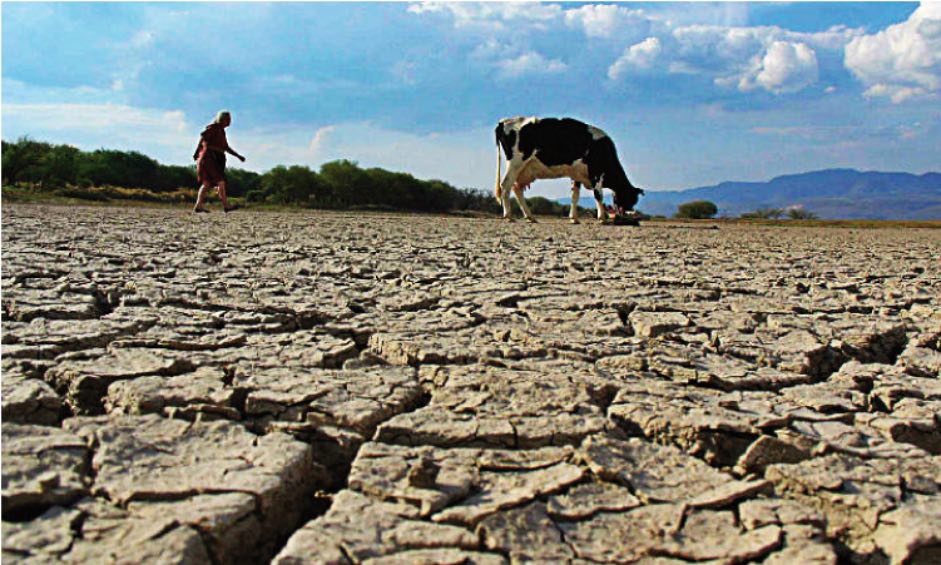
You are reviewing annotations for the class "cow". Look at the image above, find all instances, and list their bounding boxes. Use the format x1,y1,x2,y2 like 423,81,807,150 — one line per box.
495,116,644,223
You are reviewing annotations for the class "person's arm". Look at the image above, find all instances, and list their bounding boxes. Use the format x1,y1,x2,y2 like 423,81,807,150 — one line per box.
218,129,245,161
225,146,246,162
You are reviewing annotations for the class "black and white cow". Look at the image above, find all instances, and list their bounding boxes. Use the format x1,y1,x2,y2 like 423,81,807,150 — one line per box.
495,116,644,223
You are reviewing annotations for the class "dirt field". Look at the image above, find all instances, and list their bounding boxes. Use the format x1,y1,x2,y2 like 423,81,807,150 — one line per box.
3,203,940,564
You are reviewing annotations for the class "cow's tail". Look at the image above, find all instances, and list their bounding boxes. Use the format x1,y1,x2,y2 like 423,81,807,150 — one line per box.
495,136,503,203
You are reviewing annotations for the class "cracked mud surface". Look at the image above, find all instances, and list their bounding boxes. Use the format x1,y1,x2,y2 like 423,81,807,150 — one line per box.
2,203,940,564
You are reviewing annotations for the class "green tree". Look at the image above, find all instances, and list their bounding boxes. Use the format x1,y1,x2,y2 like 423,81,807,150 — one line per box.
226,167,262,199
40,144,81,188
675,200,718,219
319,160,371,208
154,164,198,192
256,165,323,204
2,137,51,185
787,207,818,220
77,149,161,189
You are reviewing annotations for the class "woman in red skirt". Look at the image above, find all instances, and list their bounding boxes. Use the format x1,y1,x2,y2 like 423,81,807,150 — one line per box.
193,110,246,213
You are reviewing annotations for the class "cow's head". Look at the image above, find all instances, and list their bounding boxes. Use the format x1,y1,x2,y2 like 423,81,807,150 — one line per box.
613,186,645,216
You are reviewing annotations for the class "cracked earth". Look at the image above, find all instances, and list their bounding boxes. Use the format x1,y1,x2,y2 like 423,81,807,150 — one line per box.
2,204,940,564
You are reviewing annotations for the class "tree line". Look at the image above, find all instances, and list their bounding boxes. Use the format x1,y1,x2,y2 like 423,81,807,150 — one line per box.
2,137,259,198
3,138,820,220
1,137,532,214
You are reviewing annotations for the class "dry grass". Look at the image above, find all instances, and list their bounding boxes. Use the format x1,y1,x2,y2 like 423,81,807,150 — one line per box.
2,185,199,208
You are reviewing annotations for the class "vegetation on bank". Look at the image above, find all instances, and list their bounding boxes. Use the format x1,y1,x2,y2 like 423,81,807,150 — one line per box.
1,137,590,216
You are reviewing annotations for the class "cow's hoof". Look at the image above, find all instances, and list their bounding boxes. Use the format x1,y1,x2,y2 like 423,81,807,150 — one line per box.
503,217,515,223
526,217,538,224
570,218,580,225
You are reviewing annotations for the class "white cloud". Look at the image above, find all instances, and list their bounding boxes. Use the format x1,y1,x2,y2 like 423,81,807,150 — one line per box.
791,25,866,51
845,2,941,103
3,77,121,105
669,26,825,93
3,103,190,139
643,3,750,28
407,2,561,32
563,4,647,39
469,38,566,79
407,3,856,96
743,41,819,94
408,2,568,78
498,51,567,78
308,126,336,157
406,2,445,16
608,37,662,79
863,83,930,104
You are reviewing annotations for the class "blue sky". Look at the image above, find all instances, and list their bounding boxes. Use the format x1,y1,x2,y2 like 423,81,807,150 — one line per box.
3,2,940,197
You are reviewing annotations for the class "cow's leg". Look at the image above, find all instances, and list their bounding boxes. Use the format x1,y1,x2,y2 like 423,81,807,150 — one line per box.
593,187,609,223
512,183,537,223
499,160,525,221
569,181,580,224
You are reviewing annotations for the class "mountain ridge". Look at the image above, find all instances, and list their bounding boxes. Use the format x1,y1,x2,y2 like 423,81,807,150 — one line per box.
556,169,941,220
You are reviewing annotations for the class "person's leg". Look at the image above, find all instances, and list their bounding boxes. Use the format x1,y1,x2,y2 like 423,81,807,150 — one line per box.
194,184,210,212
218,180,230,210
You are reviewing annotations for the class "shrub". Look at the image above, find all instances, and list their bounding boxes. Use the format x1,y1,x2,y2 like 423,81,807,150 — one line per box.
787,207,818,220
675,200,718,219
740,207,785,219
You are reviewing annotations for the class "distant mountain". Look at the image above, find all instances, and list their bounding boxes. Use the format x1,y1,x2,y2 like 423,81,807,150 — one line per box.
557,169,941,220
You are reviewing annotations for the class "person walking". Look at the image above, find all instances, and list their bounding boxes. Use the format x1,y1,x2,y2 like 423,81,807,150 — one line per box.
193,110,246,213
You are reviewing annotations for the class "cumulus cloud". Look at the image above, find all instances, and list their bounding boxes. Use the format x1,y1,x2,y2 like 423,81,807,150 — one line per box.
667,25,826,93
408,2,568,78
406,3,857,94
563,4,647,39
845,2,941,103
608,37,662,79
742,41,819,94
498,51,568,78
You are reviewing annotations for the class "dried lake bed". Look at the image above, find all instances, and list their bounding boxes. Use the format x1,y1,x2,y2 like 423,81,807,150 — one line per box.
2,203,940,564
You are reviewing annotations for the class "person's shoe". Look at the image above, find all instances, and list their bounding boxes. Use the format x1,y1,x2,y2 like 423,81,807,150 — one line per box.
223,204,240,214
193,207,210,214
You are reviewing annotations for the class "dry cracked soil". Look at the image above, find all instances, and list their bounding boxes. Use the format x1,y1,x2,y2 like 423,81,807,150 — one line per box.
2,203,940,565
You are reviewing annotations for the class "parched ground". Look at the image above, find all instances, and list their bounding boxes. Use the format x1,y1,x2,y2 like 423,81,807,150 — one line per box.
2,203,940,565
